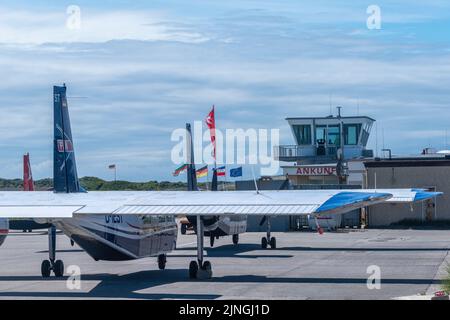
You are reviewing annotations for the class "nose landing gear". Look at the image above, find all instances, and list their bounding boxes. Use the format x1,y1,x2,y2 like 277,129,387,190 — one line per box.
189,215,213,279
261,216,276,249
41,226,65,278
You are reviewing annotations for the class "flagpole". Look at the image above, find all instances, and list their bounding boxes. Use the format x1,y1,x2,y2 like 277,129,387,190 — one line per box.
213,107,217,191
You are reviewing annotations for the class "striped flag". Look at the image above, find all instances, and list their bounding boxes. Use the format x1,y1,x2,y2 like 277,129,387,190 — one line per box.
216,166,226,177
23,153,35,191
196,165,208,178
205,106,216,160
173,164,188,176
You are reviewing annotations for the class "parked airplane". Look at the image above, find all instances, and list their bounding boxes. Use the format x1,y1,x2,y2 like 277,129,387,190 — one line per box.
0,85,441,280
8,153,52,232
183,123,247,248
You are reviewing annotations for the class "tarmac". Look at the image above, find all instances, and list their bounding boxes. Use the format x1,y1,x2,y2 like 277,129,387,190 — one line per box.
0,228,449,300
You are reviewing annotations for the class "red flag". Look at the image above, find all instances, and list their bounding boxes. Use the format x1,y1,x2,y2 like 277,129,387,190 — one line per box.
23,153,35,191
205,105,216,160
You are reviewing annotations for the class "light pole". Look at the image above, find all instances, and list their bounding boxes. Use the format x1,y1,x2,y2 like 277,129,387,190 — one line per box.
109,164,117,182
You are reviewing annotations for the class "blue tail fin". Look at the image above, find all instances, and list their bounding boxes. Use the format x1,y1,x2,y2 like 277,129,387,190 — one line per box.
53,85,85,193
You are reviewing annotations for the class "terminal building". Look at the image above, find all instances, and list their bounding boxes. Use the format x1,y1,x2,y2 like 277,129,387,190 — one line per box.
364,155,450,226
237,111,450,232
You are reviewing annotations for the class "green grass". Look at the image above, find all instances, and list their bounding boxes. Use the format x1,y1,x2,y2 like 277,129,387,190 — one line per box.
0,176,234,191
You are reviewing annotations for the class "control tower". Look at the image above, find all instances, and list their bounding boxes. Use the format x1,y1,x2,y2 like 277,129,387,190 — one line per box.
274,112,375,186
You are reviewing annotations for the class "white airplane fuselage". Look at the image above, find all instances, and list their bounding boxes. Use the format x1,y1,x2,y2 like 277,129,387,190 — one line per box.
48,214,177,261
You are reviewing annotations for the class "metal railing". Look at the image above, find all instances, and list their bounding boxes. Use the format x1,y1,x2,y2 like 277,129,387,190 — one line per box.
274,145,338,160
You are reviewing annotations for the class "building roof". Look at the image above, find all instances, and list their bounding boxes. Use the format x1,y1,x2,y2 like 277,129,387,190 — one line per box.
365,156,450,168
286,115,376,121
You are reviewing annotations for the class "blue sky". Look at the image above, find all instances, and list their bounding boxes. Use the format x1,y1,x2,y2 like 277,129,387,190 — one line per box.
1,1,450,181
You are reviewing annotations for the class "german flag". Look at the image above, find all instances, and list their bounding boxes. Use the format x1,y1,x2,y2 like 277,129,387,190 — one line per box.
173,164,188,176
196,165,208,178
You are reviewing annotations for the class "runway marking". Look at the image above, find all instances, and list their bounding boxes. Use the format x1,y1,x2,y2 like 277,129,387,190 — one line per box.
392,295,433,300
176,241,197,248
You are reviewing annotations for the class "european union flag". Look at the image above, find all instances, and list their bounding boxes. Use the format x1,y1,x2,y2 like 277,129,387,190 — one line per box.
230,167,242,177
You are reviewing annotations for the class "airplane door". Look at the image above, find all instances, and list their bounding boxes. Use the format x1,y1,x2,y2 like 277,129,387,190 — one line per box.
106,227,116,244
151,216,163,255
104,215,117,244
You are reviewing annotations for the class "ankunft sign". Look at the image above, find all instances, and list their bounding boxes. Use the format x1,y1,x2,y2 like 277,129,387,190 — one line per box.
295,166,337,176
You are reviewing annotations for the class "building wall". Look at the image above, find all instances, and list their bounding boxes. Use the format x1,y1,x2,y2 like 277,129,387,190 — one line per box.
365,165,450,226
347,159,367,185
287,174,338,185
246,215,290,233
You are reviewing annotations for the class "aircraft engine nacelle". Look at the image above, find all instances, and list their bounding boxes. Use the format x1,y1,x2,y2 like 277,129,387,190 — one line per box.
186,215,220,232
0,218,9,246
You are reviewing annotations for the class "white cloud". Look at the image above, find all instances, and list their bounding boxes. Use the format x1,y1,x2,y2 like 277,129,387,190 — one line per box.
1,3,450,180
0,7,209,45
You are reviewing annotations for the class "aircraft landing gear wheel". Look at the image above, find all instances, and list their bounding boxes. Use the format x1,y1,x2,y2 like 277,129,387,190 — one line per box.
158,254,167,270
232,234,239,245
270,237,276,249
41,260,51,278
202,261,213,278
189,260,199,279
70,239,75,247
210,235,215,247
261,237,268,249
53,260,64,277
181,224,187,235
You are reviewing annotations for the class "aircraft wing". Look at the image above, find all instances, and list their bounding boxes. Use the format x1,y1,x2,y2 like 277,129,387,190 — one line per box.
0,189,440,219
353,189,442,203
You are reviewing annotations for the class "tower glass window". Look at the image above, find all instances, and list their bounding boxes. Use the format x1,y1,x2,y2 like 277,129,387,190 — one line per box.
327,125,340,146
344,124,361,145
315,126,326,144
293,125,312,145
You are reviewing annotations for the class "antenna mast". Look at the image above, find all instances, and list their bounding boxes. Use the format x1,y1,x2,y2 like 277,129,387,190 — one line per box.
251,166,260,194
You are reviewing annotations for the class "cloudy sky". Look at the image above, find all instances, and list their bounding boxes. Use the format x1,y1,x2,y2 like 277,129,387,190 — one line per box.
1,1,450,181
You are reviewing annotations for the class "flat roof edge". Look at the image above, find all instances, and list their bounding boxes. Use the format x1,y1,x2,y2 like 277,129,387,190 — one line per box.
365,160,450,168
286,116,376,121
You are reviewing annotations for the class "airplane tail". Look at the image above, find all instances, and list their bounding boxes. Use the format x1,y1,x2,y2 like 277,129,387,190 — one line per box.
23,153,35,191
186,123,198,191
211,169,218,191
53,85,85,193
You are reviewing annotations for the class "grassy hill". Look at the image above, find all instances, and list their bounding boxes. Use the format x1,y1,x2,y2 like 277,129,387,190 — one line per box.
0,176,233,191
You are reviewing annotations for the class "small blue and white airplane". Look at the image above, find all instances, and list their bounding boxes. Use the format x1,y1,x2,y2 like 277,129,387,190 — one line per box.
0,85,441,279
